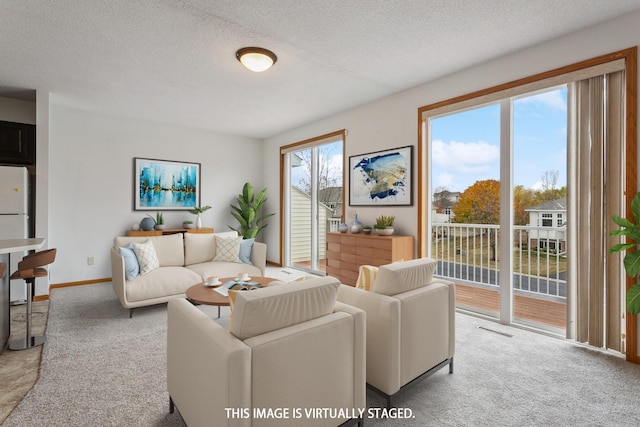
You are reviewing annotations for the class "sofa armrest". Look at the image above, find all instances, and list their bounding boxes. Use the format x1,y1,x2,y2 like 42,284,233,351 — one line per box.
250,241,267,276
110,247,128,308
167,299,251,427
337,284,402,395
334,301,367,411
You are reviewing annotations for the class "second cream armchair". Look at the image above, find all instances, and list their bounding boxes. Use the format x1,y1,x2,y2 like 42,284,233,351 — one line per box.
337,258,455,409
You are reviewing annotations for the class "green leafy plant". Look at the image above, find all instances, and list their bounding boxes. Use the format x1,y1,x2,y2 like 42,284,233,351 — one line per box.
374,215,395,229
189,205,211,215
609,192,640,314
147,212,163,225
183,220,193,225
229,182,274,239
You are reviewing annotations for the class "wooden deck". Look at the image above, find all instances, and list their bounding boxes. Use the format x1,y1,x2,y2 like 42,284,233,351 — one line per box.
456,283,566,329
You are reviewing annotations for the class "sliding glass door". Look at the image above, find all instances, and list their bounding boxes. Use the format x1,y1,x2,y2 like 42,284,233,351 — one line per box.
428,86,570,334
282,132,344,274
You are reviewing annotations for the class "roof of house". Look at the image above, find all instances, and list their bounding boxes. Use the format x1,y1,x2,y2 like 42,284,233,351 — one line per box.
525,197,567,212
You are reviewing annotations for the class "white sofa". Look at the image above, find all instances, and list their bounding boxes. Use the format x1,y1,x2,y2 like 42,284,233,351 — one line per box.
167,276,365,427
337,258,455,408
111,231,266,317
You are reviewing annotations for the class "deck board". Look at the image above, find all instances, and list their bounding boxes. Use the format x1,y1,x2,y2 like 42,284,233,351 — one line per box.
456,283,566,329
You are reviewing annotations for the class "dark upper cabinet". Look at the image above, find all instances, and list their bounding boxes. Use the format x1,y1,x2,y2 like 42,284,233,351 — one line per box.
0,120,35,165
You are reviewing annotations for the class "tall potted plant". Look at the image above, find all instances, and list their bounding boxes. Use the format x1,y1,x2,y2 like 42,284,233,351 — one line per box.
229,182,274,239
609,192,640,314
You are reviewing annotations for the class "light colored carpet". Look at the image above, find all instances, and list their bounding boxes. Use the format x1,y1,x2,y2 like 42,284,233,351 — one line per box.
5,268,640,426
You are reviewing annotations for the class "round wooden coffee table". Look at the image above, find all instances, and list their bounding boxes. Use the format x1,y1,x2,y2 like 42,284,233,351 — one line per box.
185,276,278,318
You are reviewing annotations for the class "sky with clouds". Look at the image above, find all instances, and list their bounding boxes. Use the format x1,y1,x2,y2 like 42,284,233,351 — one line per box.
431,86,568,193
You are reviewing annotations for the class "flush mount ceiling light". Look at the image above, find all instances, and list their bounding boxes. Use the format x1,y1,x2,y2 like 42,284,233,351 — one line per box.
236,47,277,72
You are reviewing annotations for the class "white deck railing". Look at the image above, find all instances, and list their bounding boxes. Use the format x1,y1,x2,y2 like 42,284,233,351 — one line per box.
432,222,567,301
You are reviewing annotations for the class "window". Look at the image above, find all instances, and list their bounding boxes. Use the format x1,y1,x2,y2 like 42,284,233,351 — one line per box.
419,48,635,357
281,131,344,274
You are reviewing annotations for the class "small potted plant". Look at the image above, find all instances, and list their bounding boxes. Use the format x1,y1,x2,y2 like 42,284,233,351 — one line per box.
189,205,211,229
362,225,373,234
374,215,395,235
151,212,165,230
183,220,194,229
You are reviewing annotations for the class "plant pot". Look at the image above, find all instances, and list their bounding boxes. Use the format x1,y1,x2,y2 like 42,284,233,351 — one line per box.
155,224,166,230
375,227,394,236
183,223,194,229
363,228,372,234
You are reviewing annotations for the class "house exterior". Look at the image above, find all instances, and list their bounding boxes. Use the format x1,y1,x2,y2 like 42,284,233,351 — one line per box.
525,197,567,252
290,186,333,263
432,190,460,223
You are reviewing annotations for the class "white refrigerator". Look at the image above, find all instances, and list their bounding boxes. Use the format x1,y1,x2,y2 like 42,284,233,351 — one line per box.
0,166,29,303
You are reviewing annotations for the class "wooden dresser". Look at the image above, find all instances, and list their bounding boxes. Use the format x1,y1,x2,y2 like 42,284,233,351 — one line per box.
126,228,214,237
325,232,414,286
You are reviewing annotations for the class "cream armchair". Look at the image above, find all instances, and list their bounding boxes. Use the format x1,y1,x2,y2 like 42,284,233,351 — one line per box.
167,276,365,427
337,258,455,408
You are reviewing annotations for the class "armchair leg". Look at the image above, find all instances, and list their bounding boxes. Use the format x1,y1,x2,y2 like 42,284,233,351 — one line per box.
129,308,134,318
169,396,175,414
367,357,454,409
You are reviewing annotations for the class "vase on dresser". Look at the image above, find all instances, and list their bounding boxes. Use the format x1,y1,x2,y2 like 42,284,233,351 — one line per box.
350,214,363,233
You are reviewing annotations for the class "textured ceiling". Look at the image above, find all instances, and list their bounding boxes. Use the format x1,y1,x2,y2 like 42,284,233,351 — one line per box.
1,0,640,138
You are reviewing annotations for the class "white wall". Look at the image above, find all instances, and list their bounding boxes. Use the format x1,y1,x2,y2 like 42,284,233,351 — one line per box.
48,105,262,284
263,11,640,349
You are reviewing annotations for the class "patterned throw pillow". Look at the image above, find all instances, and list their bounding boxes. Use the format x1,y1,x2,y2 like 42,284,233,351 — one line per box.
212,236,242,263
356,265,378,291
132,240,160,275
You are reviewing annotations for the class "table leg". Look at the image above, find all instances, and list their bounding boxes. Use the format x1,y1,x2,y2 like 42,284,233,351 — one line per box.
218,306,221,319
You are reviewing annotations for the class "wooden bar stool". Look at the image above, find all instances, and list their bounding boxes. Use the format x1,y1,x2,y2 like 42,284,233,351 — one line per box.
9,248,56,351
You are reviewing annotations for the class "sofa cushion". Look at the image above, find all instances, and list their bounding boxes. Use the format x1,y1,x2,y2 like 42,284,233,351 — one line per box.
212,235,242,263
132,240,160,275
229,276,340,340
185,261,262,280
371,258,437,296
119,244,140,280
184,233,216,265
115,233,184,267
125,266,202,302
239,238,254,264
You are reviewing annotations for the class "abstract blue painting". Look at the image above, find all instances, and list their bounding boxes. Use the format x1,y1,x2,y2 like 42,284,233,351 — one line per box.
349,146,412,206
134,158,200,210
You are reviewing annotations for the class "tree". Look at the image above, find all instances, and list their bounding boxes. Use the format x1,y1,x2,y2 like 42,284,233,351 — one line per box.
296,146,342,198
453,179,500,224
513,185,538,225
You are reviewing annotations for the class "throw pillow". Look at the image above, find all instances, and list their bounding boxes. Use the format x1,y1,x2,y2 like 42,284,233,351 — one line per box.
239,238,255,264
119,244,140,281
132,240,160,275
212,236,242,263
355,265,378,291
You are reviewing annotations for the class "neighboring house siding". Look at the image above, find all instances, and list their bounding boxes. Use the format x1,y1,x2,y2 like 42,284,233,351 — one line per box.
526,198,566,252
291,188,329,263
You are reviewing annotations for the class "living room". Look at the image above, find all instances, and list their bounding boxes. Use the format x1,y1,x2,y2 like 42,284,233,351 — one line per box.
2,2,640,425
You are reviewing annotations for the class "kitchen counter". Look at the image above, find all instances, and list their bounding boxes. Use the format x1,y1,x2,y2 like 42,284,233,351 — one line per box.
1,238,45,350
